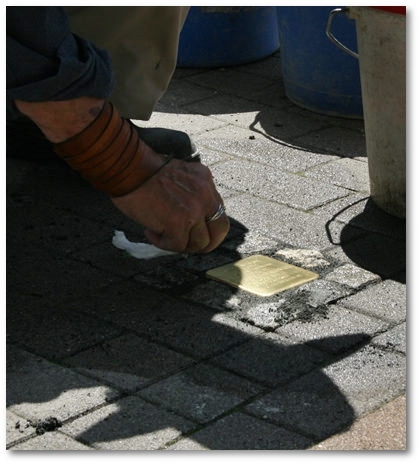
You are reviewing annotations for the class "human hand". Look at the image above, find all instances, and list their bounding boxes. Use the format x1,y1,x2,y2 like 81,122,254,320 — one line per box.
111,157,230,254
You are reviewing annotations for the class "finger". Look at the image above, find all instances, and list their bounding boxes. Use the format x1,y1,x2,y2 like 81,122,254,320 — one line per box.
186,221,211,253
202,212,230,253
144,227,189,253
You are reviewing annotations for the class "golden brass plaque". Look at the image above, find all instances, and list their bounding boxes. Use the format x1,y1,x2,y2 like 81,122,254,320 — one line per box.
206,255,318,297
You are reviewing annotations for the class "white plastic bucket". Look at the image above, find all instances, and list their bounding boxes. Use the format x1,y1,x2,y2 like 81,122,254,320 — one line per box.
328,7,406,218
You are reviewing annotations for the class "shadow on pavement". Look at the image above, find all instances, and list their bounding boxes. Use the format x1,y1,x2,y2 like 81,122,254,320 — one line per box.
6,160,374,449
325,197,406,284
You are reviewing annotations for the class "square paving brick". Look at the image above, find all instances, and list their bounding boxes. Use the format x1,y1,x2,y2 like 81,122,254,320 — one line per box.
157,77,217,108
63,333,195,392
7,345,119,423
211,332,331,388
6,410,34,446
322,344,406,416
221,229,279,255
139,363,262,424
245,369,359,441
61,280,168,321
134,110,225,136
210,158,349,210
72,288,260,359
371,323,406,354
276,304,389,354
7,201,112,256
305,157,370,193
7,240,120,303
309,394,406,450
314,195,406,241
324,263,380,289
340,279,406,323
61,396,195,450
293,126,366,157
324,234,406,280
7,303,124,360
275,247,331,271
133,259,202,290
197,123,334,167
9,432,92,450
181,281,240,317
187,68,275,101
169,412,312,450
224,193,363,249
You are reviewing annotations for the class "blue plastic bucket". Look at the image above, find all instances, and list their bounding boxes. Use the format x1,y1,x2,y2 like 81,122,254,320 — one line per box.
277,6,363,118
177,6,279,68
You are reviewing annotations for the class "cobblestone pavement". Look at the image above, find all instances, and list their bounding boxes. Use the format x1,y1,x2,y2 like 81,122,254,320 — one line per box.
6,51,406,451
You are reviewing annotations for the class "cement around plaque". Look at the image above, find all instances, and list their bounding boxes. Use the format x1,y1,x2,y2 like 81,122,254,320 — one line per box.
206,255,319,297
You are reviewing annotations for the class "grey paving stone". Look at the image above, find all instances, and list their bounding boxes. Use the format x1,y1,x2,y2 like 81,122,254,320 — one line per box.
293,126,367,158
210,158,349,210
305,157,371,193
221,229,279,255
224,193,363,249
63,333,195,392
197,123,336,166
61,280,168,321
7,239,121,304
286,279,352,309
159,77,219,106
211,331,331,388
7,302,124,360
241,81,289,109
187,68,275,101
276,304,389,354
134,111,226,137
245,369,359,441
165,436,210,450
233,279,352,332
71,240,160,278
168,412,313,450
196,146,233,166
323,344,406,416
10,432,92,450
60,395,195,450
72,288,259,359
340,279,406,323
324,263,380,289
314,195,406,240
133,258,202,290
7,159,120,223
240,300,289,330
275,247,331,271
6,410,34,446
235,52,283,81
7,201,111,256
139,363,262,424
371,323,406,354
324,234,406,281
181,279,249,312
6,345,119,423
183,94,263,130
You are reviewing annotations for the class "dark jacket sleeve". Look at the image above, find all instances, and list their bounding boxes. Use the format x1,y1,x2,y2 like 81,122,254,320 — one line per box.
6,6,115,117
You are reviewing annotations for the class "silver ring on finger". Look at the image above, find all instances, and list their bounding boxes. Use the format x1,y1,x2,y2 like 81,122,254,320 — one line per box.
205,203,226,223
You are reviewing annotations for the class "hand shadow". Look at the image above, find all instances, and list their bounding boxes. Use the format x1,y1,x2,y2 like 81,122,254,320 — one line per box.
7,161,376,449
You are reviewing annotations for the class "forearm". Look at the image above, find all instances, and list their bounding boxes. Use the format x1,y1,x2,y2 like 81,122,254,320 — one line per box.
14,97,106,143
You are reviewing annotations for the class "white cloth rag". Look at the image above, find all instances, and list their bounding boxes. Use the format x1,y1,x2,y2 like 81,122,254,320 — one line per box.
112,230,177,259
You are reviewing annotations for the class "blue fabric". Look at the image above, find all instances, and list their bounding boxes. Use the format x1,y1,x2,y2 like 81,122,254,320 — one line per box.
6,6,115,120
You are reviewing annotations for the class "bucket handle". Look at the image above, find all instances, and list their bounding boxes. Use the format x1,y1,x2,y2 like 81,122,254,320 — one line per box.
326,8,359,59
